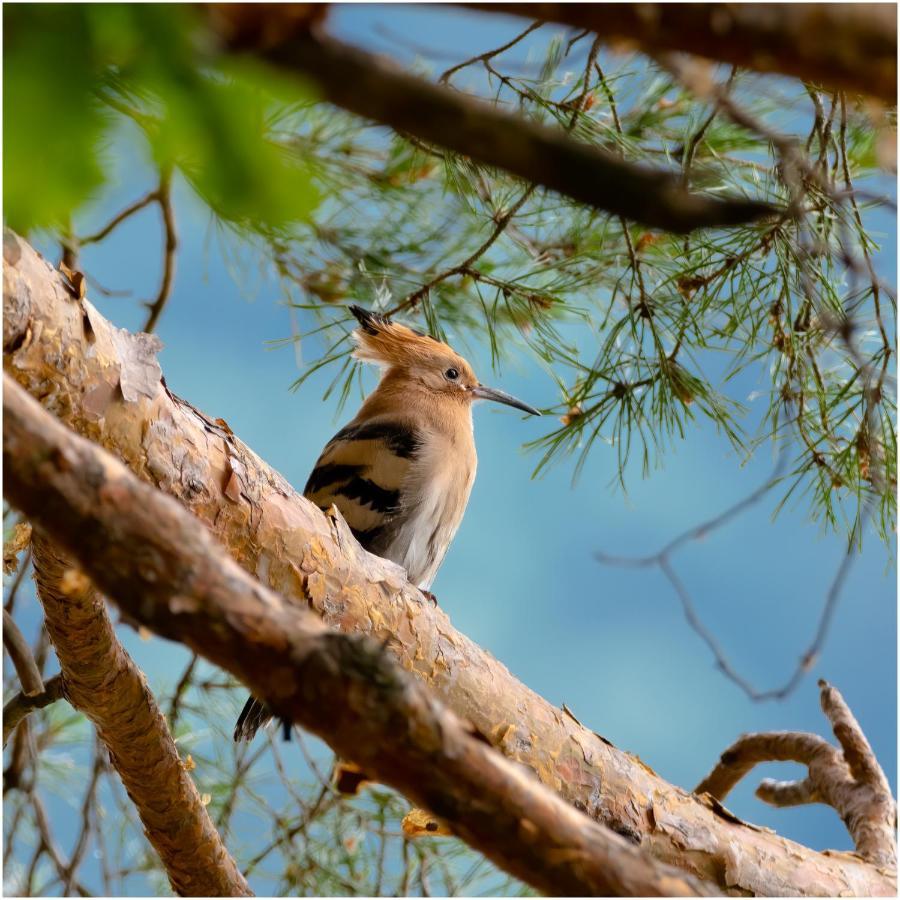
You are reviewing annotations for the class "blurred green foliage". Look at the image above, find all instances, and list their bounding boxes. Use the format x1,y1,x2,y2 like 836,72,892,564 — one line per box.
4,4,319,232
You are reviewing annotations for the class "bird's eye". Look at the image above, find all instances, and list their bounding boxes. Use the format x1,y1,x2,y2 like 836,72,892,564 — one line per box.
445,367,460,381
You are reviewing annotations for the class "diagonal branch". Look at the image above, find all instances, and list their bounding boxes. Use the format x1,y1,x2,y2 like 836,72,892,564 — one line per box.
4,373,707,899
205,12,776,233
3,227,894,896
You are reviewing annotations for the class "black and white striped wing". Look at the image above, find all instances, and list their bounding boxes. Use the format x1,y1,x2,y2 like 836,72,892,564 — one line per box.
303,419,421,556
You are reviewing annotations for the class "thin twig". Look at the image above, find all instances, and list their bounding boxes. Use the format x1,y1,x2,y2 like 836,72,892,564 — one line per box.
76,189,160,246
439,20,542,84
143,167,177,333
596,448,875,701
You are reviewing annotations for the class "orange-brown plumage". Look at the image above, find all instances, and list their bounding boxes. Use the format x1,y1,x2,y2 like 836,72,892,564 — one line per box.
235,304,538,742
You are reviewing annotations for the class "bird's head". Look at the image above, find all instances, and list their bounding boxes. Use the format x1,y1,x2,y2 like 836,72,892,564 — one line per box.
349,305,540,416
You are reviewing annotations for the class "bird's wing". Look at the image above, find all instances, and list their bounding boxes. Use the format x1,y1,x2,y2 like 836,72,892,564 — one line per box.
303,419,422,554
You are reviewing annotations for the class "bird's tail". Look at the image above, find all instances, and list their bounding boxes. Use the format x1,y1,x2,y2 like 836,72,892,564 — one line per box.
234,694,272,742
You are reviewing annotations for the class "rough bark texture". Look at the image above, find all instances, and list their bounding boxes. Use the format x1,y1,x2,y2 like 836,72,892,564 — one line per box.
4,374,708,899
470,3,897,103
3,229,895,896
27,534,252,897
205,12,775,233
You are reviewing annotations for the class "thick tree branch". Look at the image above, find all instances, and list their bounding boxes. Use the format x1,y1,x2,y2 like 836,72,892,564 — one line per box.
469,4,897,103
23,530,251,897
696,680,896,868
205,12,776,233
4,374,707,899
3,228,894,896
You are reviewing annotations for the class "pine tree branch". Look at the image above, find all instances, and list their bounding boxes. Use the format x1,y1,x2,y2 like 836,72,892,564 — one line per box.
3,227,894,896
467,3,897,103
205,12,777,233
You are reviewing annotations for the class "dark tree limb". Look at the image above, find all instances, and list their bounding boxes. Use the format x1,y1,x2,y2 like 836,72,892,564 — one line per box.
469,4,897,103
696,680,897,868
4,228,894,896
206,11,777,233
23,530,252,897
3,373,707,898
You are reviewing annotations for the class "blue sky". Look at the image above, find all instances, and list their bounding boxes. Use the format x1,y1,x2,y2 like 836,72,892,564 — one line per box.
8,4,897,895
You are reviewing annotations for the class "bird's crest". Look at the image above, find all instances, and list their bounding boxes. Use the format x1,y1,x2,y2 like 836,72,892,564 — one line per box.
349,305,456,369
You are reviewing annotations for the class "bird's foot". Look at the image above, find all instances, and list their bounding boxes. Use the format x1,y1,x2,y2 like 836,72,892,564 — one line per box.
422,590,439,606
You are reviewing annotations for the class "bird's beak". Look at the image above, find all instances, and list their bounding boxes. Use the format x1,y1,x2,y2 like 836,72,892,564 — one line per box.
471,384,541,416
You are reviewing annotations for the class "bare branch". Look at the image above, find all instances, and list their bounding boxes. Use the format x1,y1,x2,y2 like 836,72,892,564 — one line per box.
756,777,819,808
143,167,177,333
695,731,838,799
439,20,543,84
820,680,895,800
76,189,161,247
696,680,897,868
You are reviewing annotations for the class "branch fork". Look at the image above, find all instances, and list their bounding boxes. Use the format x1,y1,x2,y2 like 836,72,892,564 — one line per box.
696,679,897,869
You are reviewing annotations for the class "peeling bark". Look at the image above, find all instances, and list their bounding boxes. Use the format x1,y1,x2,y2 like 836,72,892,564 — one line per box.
3,228,896,896
4,374,709,898
27,534,252,897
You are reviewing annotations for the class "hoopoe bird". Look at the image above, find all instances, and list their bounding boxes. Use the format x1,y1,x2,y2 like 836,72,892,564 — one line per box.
234,304,539,742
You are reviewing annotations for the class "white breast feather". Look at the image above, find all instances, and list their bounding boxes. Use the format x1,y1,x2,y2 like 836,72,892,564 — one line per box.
382,431,476,590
